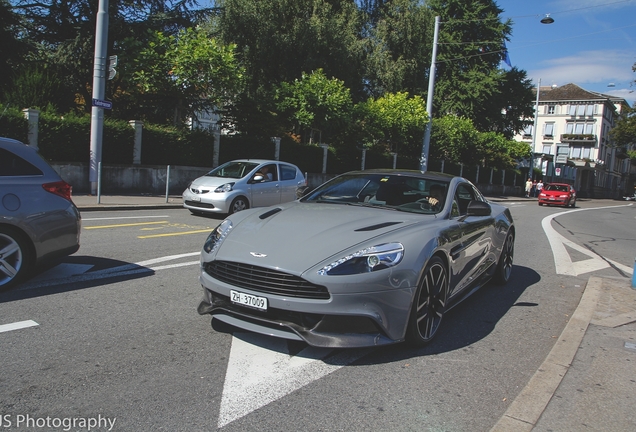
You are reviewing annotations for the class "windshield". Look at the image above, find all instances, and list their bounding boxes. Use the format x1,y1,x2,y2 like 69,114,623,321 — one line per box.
206,161,259,179
301,173,450,215
544,184,569,192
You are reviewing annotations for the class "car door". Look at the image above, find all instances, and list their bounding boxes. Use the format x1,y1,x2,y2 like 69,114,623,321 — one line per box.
448,183,496,298
250,163,282,207
278,164,303,203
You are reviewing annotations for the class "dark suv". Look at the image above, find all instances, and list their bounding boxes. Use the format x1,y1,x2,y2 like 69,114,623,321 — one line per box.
0,137,81,290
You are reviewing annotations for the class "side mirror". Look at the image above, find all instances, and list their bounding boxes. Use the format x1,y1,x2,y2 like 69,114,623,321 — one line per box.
466,200,491,217
252,174,265,182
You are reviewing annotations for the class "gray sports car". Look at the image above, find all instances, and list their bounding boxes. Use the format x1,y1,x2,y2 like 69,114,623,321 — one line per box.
197,170,515,348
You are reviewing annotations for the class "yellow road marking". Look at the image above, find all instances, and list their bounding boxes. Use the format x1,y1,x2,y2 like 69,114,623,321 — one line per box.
138,229,211,239
84,221,169,229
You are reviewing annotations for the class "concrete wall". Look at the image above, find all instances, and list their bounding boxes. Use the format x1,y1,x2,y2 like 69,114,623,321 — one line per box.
52,162,523,197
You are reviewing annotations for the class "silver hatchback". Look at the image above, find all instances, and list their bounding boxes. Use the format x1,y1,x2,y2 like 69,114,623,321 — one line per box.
0,137,81,290
183,159,306,215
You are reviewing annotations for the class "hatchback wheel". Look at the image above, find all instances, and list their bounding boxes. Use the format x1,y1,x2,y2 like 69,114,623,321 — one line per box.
0,227,31,291
406,256,448,346
229,197,249,214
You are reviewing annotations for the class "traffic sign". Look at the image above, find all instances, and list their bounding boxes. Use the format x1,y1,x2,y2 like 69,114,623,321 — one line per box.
92,99,112,109
555,167,561,176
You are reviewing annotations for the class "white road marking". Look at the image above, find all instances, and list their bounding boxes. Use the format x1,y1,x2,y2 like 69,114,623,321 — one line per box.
17,252,201,291
218,332,372,428
0,320,39,334
82,215,170,221
542,203,633,276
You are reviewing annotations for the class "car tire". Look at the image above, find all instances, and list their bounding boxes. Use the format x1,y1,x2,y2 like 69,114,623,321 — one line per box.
570,199,576,208
229,196,249,214
538,202,543,206
0,227,32,291
493,231,514,285
406,256,448,346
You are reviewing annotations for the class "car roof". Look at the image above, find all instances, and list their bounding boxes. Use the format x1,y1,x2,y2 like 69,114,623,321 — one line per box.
229,159,293,165
340,169,458,182
546,183,571,186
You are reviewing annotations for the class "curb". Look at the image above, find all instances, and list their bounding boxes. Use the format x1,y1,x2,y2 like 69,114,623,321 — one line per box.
490,276,603,432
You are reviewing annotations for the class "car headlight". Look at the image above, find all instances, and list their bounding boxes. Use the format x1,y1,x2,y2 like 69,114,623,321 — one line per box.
215,182,235,193
559,194,569,198
539,193,546,197
203,220,233,254
317,243,404,276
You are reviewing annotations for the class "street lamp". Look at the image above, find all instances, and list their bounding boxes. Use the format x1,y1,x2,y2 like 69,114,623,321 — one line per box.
530,78,541,180
420,16,440,172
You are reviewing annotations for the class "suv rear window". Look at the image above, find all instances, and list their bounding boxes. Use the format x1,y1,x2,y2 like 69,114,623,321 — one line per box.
0,148,44,176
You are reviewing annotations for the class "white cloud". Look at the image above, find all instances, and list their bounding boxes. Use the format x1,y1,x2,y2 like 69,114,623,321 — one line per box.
528,49,634,84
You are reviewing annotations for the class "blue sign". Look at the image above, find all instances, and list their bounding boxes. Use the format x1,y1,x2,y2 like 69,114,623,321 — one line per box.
92,99,112,109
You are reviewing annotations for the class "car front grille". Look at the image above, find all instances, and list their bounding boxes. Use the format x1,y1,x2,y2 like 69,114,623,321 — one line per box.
204,260,330,300
185,200,215,208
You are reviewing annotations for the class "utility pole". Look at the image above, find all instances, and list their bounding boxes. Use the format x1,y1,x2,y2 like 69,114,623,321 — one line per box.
89,0,109,195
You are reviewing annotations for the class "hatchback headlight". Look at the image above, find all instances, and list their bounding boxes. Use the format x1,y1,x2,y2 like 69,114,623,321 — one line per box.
203,220,233,254
317,243,404,275
215,182,235,193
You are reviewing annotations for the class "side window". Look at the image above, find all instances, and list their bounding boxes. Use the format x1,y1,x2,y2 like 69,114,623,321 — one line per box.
279,164,297,181
0,148,43,176
453,184,477,215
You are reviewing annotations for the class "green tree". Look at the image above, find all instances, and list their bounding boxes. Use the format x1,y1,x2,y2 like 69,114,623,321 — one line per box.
362,0,434,97
133,27,244,125
10,0,208,115
426,0,533,136
275,69,353,143
355,91,427,155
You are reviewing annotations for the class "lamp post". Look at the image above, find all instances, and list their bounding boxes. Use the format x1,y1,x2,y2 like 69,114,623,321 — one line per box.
530,78,541,180
420,16,440,172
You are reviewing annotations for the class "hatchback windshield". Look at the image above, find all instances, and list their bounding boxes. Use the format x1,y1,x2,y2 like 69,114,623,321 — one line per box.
302,173,450,214
206,161,259,179
544,184,569,192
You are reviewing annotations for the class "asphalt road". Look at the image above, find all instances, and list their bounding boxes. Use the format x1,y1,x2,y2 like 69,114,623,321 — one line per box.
0,201,633,431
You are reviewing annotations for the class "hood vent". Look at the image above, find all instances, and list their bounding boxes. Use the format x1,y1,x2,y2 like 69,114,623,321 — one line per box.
259,208,282,219
355,221,402,232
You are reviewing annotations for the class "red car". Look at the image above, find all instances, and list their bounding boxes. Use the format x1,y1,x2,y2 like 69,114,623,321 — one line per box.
538,183,576,207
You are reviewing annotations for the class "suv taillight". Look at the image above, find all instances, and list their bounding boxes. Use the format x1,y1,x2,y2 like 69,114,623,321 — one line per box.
43,180,73,202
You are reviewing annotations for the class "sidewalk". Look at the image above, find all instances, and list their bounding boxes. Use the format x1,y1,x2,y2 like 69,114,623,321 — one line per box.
72,194,184,211
492,276,636,431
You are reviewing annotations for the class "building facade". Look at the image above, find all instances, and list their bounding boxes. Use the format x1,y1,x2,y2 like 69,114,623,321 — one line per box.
515,83,633,198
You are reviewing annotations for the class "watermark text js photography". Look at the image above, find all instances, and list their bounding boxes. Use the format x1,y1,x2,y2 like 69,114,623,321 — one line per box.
1,414,116,431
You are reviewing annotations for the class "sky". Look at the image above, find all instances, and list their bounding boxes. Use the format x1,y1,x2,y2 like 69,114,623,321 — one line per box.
496,0,636,106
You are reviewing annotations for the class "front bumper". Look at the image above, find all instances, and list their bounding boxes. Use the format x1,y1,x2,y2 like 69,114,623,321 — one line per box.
198,266,417,348
182,189,230,213
538,196,570,206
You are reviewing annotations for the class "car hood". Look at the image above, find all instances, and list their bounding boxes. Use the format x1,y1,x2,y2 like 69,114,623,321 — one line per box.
215,203,426,274
190,175,245,190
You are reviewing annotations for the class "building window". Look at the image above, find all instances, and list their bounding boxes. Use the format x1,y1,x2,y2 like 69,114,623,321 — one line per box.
569,105,577,116
542,144,552,154
543,123,554,137
585,105,594,116
570,146,592,159
522,125,533,137
548,105,555,114
576,105,586,116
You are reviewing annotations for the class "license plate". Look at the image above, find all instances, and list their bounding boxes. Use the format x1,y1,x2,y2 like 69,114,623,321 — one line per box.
549,197,555,200
230,290,268,311
191,195,201,202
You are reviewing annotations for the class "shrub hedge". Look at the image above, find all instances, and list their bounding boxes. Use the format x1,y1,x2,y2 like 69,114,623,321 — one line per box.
0,107,523,184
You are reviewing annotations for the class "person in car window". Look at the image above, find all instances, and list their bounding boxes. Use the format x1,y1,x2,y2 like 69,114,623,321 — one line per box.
257,166,273,181
427,184,445,209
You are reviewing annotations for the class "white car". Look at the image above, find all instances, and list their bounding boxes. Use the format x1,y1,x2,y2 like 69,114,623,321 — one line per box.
183,159,306,215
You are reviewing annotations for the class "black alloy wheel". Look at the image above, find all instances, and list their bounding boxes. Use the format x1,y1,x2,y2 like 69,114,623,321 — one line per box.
406,256,448,346
493,231,514,285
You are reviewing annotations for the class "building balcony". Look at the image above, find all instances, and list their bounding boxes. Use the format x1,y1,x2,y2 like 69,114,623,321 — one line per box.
560,134,596,143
